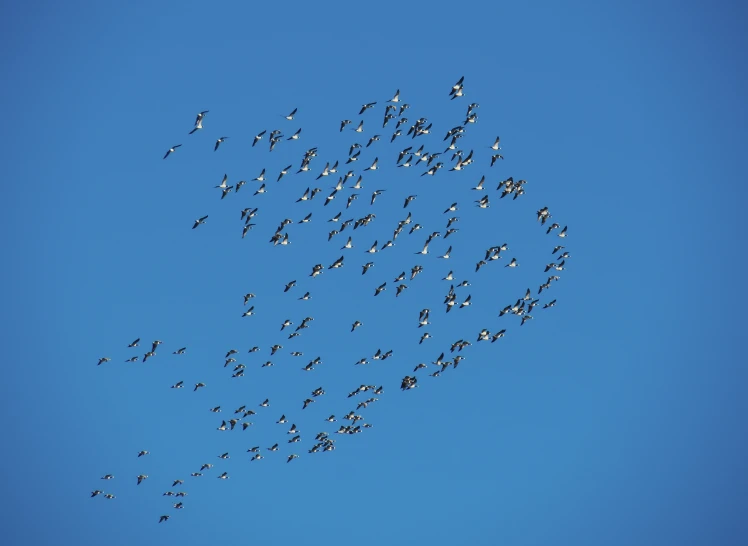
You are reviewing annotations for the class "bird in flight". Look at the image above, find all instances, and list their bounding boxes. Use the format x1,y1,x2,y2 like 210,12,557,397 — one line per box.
189,110,208,134
214,136,229,151
163,144,181,159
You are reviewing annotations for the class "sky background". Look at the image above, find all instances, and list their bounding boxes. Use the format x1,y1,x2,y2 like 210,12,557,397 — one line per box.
1,1,747,545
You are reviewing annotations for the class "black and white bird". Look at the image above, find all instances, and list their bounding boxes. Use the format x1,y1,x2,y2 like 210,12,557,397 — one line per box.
359,102,377,115
189,110,208,134
163,144,181,159
364,157,379,171
438,246,452,259
214,136,229,151
192,215,208,230
278,165,292,182
252,130,266,147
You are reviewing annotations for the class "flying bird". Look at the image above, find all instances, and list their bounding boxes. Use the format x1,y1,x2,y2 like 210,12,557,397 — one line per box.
359,102,377,115
214,136,229,151
163,144,181,159
189,110,208,134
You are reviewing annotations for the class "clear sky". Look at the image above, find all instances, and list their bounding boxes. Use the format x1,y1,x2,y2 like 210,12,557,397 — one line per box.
1,1,747,545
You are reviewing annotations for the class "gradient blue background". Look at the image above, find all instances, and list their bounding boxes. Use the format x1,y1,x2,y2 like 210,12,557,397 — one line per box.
1,1,746,545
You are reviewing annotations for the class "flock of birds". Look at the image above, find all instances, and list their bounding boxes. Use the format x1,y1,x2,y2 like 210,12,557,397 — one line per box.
93,77,572,523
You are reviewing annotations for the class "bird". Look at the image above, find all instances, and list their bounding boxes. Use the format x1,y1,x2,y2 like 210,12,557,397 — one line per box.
278,165,292,182
284,108,298,120
163,144,181,159
252,130,266,147
192,215,208,229
359,102,377,115
189,110,208,134
214,136,229,151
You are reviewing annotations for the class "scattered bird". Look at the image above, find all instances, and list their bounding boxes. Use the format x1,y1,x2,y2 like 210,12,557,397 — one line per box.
163,144,181,159
189,110,208,134
214,137,229,151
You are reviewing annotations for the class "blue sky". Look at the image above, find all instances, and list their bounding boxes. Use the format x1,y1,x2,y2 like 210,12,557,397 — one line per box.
1,1,747,545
